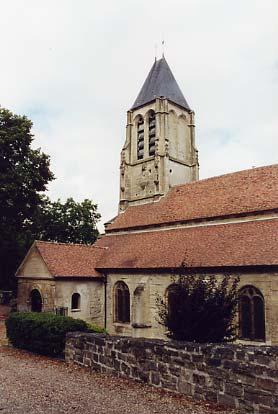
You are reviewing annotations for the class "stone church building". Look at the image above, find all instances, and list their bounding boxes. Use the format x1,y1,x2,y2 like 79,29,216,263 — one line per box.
17,57,278,345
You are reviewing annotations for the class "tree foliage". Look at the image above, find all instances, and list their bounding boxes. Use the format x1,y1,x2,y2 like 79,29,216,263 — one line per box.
0,107,101,291
0,107,54,290
33,197,100,244
157,274,240,343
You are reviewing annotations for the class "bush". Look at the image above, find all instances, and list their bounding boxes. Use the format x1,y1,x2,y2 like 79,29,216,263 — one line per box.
5,312,88,356
156,274,240,343
86,322,107,334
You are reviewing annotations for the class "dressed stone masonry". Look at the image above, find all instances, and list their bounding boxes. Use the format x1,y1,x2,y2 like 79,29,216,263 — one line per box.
66,333,278,414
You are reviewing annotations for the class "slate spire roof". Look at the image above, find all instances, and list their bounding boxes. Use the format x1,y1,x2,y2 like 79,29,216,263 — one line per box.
131,56,191,111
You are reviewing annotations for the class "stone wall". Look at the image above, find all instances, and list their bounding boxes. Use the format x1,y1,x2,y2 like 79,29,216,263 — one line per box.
66,333,278,414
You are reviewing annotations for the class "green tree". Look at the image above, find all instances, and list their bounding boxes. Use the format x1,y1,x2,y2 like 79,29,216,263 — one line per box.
0,107,101,291
33,197,100,244
0,107,54,290
156,274,240,343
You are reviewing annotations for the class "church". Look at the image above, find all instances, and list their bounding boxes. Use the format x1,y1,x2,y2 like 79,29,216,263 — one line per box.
16,57,278,345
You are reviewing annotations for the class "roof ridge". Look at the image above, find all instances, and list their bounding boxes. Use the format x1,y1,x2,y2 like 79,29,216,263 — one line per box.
35,240,105,249
172,163,278,190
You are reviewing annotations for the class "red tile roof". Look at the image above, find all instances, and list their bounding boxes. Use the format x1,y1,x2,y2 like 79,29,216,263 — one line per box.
107,165,278,231
17,165,277,278
35,241,106,277
96,219,278,270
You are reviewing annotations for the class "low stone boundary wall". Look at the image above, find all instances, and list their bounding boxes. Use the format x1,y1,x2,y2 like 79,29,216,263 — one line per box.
66,333,278,413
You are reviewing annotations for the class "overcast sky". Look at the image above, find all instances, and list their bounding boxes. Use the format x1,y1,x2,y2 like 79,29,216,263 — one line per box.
1,0,277,231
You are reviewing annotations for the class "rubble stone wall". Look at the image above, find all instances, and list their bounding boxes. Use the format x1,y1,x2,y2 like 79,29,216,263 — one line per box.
66,333,278,414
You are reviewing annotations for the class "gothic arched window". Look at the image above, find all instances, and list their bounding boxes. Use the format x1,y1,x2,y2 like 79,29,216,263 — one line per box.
239,286,265,341
167,284,182,319
114,281,130,323
137,116,144,160
71,293,81,310
148,111,156,156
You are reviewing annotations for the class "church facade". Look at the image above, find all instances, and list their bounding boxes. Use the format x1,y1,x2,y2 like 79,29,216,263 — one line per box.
16,57,278,345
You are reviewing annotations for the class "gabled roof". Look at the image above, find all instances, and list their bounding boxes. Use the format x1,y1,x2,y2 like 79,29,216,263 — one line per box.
17,241,106,278
96,219,278,270
131,56,191,111
106,164,278,232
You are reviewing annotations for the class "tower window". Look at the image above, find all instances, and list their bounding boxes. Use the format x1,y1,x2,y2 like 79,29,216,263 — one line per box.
239,286,265,341
148,111,156,156
114,281,130,323
137,116,144,160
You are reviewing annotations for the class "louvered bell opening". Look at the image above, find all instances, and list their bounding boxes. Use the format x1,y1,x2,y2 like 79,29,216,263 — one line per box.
149,145,155,156
149,136,155,146
148,112,156,157
137,139,144,158
137,117,145,160
138,140,144,150
138,119,144,130
138,148,144,159
149,119,155,128
149,131,155,155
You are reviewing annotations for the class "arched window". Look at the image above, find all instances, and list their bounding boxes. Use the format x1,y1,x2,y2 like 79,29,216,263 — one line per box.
71,293,81,310
167,284,182,319
30,289,42,312
239,286,265,341
137,116,144,160
148,111,156,156
114,281,130,323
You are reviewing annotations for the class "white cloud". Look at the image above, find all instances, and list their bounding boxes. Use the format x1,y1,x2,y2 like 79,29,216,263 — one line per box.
0,0,277,231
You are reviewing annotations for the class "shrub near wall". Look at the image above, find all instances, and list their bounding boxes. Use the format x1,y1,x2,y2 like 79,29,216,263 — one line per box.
6,312,88,356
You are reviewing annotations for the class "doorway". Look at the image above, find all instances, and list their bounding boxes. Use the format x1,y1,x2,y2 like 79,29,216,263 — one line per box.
30,289,42,312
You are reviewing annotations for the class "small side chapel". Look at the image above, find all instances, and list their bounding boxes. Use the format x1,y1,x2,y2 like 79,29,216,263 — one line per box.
16,57,278,345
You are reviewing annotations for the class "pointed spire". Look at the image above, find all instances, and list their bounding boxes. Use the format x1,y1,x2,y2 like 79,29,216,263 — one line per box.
131,56,191,111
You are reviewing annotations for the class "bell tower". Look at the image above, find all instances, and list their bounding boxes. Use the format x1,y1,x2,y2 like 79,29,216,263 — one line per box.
119,56,199,212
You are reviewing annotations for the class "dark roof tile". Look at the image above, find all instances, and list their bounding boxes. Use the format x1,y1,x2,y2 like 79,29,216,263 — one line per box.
131,57,191,111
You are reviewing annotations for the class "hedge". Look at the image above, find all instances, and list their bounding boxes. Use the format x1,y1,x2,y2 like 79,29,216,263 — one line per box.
86,322,107,334
5,312,89,356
